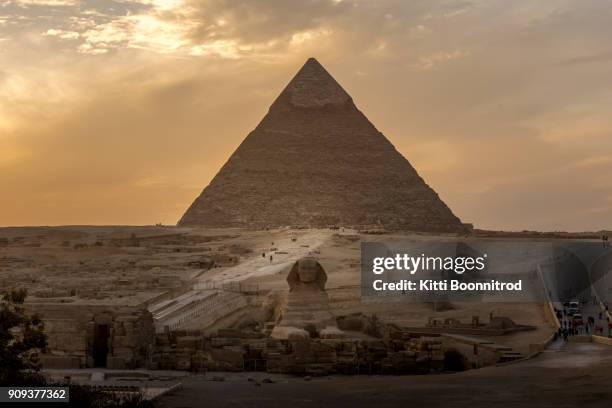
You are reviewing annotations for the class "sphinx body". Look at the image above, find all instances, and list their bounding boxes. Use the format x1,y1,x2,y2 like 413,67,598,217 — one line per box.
271,257,342,339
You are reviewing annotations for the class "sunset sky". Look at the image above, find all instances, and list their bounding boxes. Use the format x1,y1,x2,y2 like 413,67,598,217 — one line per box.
1,0,611,231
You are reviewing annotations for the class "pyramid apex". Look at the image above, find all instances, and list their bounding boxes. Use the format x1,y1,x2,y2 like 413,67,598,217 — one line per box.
272,57,351,109
299,57,329,75
301,57,327,72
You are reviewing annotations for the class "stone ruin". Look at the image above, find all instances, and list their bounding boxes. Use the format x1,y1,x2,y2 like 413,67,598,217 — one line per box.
27,303,155,369
151,327,455,376
147,257,467,375
21,249,523,372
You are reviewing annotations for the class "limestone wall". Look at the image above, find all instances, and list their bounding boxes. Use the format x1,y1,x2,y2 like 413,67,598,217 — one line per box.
26,303,154,369
151,328,456,375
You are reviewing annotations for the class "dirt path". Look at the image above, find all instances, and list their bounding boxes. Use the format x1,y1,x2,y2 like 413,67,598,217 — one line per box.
196,229,334,285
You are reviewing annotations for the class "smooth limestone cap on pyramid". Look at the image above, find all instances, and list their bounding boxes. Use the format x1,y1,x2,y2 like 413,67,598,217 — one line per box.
179,58,464,232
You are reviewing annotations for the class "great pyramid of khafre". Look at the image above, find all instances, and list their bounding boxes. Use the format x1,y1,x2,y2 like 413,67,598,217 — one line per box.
179,58,466,232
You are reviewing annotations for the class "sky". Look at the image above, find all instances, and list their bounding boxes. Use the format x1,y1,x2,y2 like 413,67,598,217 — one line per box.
1,0,611,231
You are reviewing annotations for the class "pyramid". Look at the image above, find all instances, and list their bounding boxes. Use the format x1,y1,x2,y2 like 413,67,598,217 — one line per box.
179,58,465,232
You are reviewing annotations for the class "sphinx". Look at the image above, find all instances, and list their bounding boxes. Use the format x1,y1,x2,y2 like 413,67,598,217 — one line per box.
271,257,343,340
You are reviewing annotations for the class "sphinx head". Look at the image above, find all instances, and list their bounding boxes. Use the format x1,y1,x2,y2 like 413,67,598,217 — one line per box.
287,257,327,291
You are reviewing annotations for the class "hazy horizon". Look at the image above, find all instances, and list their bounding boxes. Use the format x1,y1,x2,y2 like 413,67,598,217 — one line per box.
1,0,611,231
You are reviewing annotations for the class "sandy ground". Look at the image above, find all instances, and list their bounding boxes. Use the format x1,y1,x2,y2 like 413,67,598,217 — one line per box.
1,226,557,352
156,341,612,408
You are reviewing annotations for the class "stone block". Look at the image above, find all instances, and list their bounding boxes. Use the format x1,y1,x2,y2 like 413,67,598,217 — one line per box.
39,356,81,369
176,336,202,350
320,326,346,339
216,328,241,338
210,348,244,368
210,337,241,347
107,357,126,370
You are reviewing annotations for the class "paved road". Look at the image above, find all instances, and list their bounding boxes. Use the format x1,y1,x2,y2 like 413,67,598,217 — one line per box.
547,243,612,337
197,229,333,287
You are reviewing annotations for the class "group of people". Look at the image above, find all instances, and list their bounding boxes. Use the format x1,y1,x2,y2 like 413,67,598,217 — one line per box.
556,306,611,341
557,325,578,341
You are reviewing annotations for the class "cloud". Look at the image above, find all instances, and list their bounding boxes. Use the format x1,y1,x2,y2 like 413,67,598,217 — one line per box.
12,0,77,6
43,28,79,39
413,50,470,70
0,0,611,230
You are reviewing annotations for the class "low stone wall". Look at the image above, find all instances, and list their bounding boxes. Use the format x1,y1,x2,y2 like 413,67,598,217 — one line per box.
401,326,532,336
150,328,454,375
537,265,561,329
39,356,81,369
570,335,612,345
560,334,612,345
592,335,612,346
568,334,593,343
525,265,561,356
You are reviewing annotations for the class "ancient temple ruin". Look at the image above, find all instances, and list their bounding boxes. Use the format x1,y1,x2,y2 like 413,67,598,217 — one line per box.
179,58,465,232
27,303,154,369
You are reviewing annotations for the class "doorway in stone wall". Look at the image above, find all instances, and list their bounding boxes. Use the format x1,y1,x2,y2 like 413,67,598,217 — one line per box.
93,324,110,367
